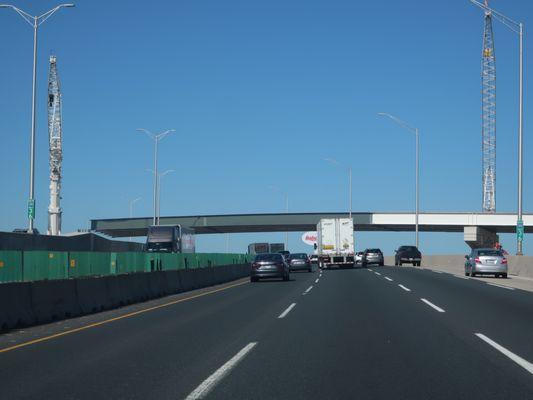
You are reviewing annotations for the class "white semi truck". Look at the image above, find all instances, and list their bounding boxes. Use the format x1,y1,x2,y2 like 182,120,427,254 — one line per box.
316,218,355,269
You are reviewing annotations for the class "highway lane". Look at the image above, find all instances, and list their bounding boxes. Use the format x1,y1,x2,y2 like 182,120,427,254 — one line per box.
1,265,533,399
379,265,533,362
211,267,533,399
0,270,318,399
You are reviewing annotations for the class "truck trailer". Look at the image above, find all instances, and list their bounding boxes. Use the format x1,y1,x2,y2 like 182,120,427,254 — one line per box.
316,218,355,269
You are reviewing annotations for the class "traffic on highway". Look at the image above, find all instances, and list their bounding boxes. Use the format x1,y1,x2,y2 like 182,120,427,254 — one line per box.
1,0,532,399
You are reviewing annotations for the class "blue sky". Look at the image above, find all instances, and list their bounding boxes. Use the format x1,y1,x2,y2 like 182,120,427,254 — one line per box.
1,0,532,255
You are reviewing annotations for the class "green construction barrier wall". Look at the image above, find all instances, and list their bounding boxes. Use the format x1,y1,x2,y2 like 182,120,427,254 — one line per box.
0,251,23,283
116,252,146,274
68,252,115,278
23,251,68,281
0,251,250,283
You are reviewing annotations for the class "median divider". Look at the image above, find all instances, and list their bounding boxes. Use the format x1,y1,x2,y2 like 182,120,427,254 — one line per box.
0,263,251,331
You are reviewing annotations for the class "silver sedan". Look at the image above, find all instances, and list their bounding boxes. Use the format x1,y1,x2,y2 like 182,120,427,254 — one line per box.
464,248,508,278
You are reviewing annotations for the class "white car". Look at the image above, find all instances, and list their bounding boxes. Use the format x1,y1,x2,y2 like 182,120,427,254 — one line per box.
355,252,364,264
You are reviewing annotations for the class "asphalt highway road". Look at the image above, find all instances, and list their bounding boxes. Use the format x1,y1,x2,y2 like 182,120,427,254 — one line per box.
2,265,533,399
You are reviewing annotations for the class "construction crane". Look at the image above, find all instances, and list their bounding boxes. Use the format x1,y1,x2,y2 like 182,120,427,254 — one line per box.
471,0,497,213
47,55,63,235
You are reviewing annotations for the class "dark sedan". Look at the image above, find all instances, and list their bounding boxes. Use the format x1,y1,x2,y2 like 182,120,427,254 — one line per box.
287,253,312,272
250,253,290,282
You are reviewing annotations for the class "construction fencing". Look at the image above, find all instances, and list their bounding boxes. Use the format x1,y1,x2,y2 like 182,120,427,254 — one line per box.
0,251,251,283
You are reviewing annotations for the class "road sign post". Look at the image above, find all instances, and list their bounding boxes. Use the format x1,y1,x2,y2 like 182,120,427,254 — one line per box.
27,199,35,220
517,219,524,242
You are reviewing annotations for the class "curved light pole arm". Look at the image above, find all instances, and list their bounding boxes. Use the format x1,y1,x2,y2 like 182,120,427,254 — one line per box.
0,5,34,25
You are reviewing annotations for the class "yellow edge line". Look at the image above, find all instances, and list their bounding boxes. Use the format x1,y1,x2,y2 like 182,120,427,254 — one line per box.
0,280,248,354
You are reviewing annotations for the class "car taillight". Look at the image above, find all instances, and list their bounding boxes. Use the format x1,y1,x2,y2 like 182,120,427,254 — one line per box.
502,258,508,264
475,258,481,264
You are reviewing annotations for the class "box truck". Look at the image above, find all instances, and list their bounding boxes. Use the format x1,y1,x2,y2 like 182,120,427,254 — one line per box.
316,218,355,269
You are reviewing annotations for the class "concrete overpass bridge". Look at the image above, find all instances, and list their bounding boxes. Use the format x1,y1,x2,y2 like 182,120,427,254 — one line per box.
91,212,532,248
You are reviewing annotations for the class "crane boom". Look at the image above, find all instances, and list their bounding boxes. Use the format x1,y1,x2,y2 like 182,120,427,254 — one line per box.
47,55,63,235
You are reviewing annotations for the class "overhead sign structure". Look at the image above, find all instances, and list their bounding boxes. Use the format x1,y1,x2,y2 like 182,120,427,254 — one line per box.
301,231,317,246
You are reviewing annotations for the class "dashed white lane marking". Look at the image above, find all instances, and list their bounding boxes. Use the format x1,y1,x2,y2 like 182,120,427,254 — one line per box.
374,272,382,276
278,303,296,319
303,285,313,295
398,284,411,292
475,333,533,375
420,298,445,313
486,282,515,290
384,277,393,282
315,279,319,283
185,342,258,400
368,269,374,272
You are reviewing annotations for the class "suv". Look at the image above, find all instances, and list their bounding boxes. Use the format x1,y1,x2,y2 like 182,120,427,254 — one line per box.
362,249,384,267
395,246,422,266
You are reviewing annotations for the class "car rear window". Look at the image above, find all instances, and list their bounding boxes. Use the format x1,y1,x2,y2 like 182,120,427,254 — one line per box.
289,253,307,259
255,254,282,262
366,249,382,253
399,246,417,252
477,250,502,257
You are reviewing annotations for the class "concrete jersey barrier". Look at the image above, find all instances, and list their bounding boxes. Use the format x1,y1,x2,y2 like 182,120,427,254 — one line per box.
0,264,250,331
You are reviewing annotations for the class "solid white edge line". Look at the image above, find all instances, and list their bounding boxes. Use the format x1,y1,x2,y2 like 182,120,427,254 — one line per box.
454,275,470,280
398,284,411,292
278,303,296,319
433,270,444,274
303,285,313,294
185,342,258,400
420,298,445,313
384,277,393,282
486,282,515,290
475,333,533,375
374,272,382,276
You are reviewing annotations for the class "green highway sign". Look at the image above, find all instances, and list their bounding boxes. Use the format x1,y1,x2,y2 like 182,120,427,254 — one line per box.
27,199,35,220
517,219,524,241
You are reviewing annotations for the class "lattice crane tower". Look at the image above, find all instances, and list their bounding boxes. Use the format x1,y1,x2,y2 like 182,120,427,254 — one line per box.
481,0,497,213
47,55,63,235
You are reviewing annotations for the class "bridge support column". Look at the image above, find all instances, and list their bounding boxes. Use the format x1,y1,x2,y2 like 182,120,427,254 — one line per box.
464,226,499,249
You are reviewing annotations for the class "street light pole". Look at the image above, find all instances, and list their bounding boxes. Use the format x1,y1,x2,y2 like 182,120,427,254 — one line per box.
1,3,75,233
469,0,526,254
349,166,352,220
129,197,141,242
415,128,420,249
518,22,524,255
285,192,289,250
269,186,289,250
378,113,420,248
157,169,174,225
137,128,175,226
